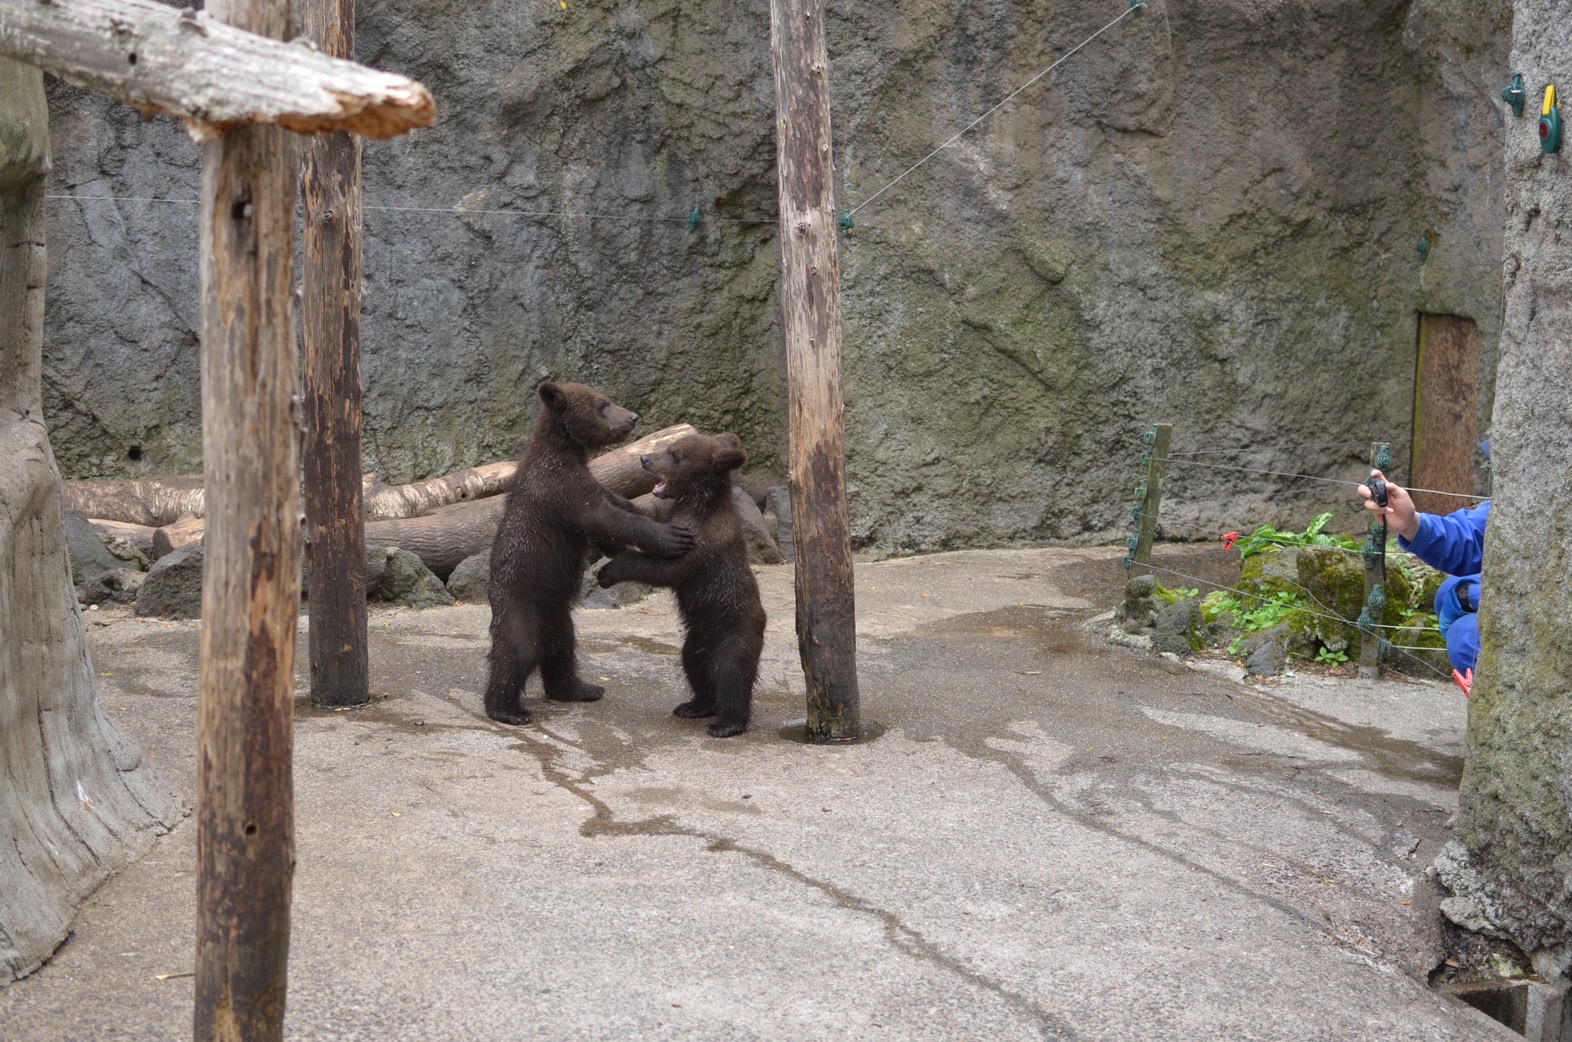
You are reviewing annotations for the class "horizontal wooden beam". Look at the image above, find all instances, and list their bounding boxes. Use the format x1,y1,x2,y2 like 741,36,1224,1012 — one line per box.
0,0,434,140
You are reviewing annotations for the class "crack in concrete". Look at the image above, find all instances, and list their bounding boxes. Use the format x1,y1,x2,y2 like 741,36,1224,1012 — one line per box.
508,724,1076,1042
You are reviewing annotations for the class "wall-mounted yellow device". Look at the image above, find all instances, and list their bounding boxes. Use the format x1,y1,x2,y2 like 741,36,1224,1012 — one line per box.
1540,84,1562,154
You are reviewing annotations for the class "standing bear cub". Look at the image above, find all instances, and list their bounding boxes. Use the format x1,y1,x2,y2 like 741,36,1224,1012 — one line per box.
596,432,766,738
484,380,693,725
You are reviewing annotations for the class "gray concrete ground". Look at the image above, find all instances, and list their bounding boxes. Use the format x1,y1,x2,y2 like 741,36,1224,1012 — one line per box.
0,546,1512,1041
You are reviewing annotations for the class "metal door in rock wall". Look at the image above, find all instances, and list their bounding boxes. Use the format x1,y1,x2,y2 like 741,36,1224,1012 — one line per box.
1412,313,1480,515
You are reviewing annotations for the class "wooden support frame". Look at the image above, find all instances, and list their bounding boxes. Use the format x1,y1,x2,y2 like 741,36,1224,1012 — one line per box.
769,0,862,742
0,0,433,140
301,0,369,708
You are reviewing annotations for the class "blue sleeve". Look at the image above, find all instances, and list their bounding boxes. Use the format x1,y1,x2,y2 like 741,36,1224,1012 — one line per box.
1400,501,1490,576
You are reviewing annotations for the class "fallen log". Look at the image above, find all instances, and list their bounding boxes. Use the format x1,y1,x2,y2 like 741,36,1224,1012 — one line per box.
363,423,695,519
63,476,205,528
359,427,696,578
75,424,701,577
62,423,697,527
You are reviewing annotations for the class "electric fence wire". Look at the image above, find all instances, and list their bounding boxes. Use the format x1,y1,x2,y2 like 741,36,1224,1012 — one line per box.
41,1,1156,230
844,0,1147,220
1132,448,1487,682
1136,557,1459,683
1158,454,1488,504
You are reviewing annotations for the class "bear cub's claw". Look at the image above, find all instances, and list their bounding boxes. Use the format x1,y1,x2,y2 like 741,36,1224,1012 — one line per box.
673,700,715,719
706,721,746,739
487,707,534,726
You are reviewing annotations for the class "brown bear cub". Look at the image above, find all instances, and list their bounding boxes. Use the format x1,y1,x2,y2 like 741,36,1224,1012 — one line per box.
596,432,766,738
484,380,693,725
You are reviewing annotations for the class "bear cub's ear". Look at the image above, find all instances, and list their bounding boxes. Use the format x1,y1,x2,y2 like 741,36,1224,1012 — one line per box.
537,380,562,406
713,433,747,472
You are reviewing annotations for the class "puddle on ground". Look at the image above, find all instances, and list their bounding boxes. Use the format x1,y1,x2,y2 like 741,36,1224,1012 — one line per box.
920,603,1109,660
777,719,888,745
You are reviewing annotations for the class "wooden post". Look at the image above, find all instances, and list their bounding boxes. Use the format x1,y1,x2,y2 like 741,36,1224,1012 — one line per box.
768,0,861,741
301,0,369,708
1357,441,1393,680
194,0,298,1036
1125,423,1170,578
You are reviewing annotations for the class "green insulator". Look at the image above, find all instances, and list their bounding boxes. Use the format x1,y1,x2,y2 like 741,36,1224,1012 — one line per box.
837,209,854,234
687,207,702,231
1374,444,1393,472
1143,426,1156,448
1362,539,1381,569
1356,609,1375,636
1131,504,1143,522
1503,73,1526,118
1366,585,1386,615
1134,481,1147,502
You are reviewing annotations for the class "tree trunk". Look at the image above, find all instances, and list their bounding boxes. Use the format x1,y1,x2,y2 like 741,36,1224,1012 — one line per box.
301,0,369,708
193,0,299,1034
769,0,861,741
1447,0,1572,983
0,0,433,141
0,57,180,986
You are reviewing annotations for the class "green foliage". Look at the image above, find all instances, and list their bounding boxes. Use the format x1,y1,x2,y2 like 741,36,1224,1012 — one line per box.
1232,513,1361,559
1315,646,1350,666
1213,589,1307,655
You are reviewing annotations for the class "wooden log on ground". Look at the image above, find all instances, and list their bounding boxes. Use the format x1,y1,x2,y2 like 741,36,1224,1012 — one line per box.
363,462,515,520
364,424,695,519
63,424,701,529
360,425,695,578
152,514,205,560
0,0,434,141
62,476,205,527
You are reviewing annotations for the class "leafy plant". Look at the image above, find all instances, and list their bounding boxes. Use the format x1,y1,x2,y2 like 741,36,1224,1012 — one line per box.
1232,512,1361,559
1224,590,1306,654
1314,646,1350,666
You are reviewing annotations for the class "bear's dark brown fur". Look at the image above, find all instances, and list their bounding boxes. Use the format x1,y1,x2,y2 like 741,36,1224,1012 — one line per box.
596,432,765,738
484,381,693,725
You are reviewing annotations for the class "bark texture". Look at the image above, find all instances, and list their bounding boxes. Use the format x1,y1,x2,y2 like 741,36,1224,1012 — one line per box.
0,57,180,986
301,0,369,708
0,0,434,140
770,0,860,740
192,2,300,1035
1440,0,1572,985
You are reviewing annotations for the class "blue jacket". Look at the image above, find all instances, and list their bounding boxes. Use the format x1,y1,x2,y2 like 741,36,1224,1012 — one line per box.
1400,501,1490,577
1400,501,1489,674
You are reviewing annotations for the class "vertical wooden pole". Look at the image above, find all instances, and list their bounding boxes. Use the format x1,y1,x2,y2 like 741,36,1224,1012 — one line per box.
1357,441,1392,680
768,0,861,741
1125,423,1170,578
194,1,298,1037
301,0,369,708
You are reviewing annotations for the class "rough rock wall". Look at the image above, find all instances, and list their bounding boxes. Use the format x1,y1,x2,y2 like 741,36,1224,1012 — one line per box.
1445,0,1572,984
42,0,1507,555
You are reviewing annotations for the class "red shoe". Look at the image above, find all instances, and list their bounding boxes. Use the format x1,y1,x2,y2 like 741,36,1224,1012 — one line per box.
1452,668,1473,698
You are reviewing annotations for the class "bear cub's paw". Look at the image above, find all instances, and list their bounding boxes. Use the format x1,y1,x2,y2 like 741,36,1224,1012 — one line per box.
706,720,746,739
673,700,715,719
487,706,534,726
546,680,606,703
